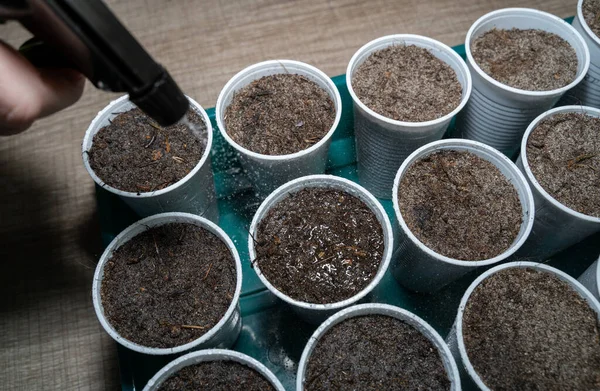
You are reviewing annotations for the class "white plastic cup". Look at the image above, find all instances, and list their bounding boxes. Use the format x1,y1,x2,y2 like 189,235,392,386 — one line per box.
447,261,600,390
82,95,218,222
347,34,472,199
248,175,394,324
216,60,342,198
143,349,285,391
296,303,461,391
515,106,600,261
579,257,600,301
92,213,243,355
457,8,590,157
566,0,600,107
392,139,535,293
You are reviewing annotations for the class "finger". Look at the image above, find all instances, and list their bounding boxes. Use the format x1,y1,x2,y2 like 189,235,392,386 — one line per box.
0,41,85,135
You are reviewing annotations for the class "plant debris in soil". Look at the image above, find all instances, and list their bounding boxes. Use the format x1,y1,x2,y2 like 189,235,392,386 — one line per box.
305,315,451,390
88,108,207,194
584,0,600,38
463,267,600,390
472,28,578,91
527,112,600,217
224,74,335,155
352,45,462,122
399,150,522,261
255,188,384,304
101,223,236,349
158,361,275,391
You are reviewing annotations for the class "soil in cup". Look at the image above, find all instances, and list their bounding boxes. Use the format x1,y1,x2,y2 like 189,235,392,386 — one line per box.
463,267,600,390
352,45,462,122
101,223,236,348
398,150,522,261
304,315,451,390
255,188,384,304
158,360,275,391
583,0,600,38
472,28,578,91
527,112,600,217
88,108,207,194
224,74,335,156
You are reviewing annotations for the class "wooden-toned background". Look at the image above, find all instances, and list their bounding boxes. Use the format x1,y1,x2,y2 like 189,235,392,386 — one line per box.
0,0,576,389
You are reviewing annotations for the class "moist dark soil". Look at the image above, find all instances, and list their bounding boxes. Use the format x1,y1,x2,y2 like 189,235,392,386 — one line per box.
89,108,207,194
472,28,578,91
224,74,335,155
527,112,600,217
158,361,275,391
352,45,462,122
399,150,522,261
463,267,600,390
255,188,384,304
304,315,451,390
584,0,600,38
101,223,236,348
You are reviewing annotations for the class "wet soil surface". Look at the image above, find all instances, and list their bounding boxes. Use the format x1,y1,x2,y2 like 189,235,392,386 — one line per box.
89,108,207,194
399,150,522,261
352,45,462,122
101,223,236,348
255,188,384,304
527,112,600,217
305,315,451,390
472,28,578,91
158,360,275,391
224,74,335,155
463,267,600,390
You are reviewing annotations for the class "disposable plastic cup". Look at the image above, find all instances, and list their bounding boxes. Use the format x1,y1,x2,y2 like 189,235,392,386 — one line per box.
515,105,600,260
457,8,590,157
143,349,285,391
92,212,243,355
82,95,218,221
579,257,600,301
392,139,535,293
346,34,472,199
565,0,600,107
296,303,461,391
216,60,342,198
446,261,600,390
248,175,393,324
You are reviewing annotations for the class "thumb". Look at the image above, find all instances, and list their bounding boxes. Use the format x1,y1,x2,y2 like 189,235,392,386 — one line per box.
0,40,85,135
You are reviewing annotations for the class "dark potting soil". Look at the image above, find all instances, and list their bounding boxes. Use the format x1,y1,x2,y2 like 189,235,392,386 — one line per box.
399,150,522,261
304,315,451,390
352,45,463,122
472,28,578,91
255,188,384,304
100,223,236,348
463,267,600,390
584,0,600,38
88,108,207,194
527,112,600,217
224,74,336,156
158,361,275,391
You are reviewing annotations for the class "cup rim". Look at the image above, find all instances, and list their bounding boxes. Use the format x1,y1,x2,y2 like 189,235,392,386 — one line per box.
345,34,473,128
519,105,600,223
578,0,600,46
392,138,536,267
215,59,342,161
454,261,600,390
82,95,213,198
92,212,243,355
248,174,394,311
465,8,591,97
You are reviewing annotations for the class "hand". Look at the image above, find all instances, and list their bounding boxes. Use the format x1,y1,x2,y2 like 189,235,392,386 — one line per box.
0,40,85,135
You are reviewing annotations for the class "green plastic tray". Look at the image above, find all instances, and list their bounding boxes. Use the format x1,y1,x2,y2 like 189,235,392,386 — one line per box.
94,21,598,390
